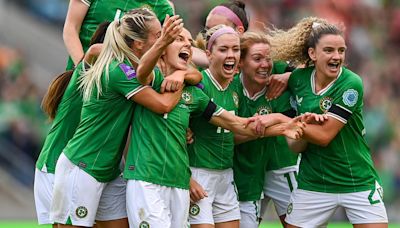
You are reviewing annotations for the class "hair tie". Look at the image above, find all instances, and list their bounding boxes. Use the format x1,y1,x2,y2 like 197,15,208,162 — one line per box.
312,22,321,30
210,6,244,28
207,27,238,51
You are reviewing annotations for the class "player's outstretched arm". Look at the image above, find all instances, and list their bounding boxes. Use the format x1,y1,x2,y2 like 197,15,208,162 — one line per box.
63,0,89,66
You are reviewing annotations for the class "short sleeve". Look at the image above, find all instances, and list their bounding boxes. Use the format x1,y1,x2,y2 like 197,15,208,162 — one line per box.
328,73,364,124
188,87,223,117
108,63,147,99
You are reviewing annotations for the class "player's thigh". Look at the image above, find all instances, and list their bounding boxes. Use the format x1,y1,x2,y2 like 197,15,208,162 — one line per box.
95,175,127,228
51,153,105,227
169,187,190,228
263,170,297,216
239,201,261,228
213,168,240,224
189,168,217,225
126,180,171,228
285,189,338,228
34,169,55,225
341,186,388,225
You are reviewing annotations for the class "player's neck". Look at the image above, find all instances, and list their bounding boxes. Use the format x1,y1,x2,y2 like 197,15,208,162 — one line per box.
242,76,265,97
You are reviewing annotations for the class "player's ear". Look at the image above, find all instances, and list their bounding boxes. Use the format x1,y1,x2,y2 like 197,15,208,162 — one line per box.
308,47,316,62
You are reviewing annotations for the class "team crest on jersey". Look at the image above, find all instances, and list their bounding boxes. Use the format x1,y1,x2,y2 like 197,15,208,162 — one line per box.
342,89,358,107
189,204,200,216
119,63,137,80
139,221,150,228
182,91,192,104
287,203,293,215
319,97,333,112
75,206,88,218
232,92,239,108
257,106,271,115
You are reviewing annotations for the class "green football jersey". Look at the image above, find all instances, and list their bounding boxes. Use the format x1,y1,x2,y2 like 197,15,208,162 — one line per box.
66,0,174,70
288,66,381,193
233,74,298,201
124,70,221,189
63,59,145,182
36,63,85,173
188,69,240,170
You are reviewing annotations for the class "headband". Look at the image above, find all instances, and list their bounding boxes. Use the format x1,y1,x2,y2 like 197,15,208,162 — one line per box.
207,27,238,51
210,6,244,28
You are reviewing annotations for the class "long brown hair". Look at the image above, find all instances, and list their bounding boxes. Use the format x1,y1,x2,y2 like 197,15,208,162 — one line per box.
41,21,111,120
41,70,74,120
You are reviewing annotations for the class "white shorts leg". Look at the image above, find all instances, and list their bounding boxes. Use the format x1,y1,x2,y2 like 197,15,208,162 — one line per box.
285,189,339,228
96,175,127,221
342,182,388,224
34,169,54,224
50,153,105,227
126,180,189,228
239,201,261,228
262,168,298,216
189,168,240,225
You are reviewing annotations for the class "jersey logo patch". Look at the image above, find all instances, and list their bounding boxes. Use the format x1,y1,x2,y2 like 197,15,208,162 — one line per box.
295,95,303,107
189,204,200,216
119,63,137,80
342,89,358,107
319,97,333,112
257,106,271,115
182,91,192,104
76,206,88,218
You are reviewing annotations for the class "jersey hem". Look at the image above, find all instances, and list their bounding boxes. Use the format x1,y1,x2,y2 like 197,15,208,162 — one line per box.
124,175,189,190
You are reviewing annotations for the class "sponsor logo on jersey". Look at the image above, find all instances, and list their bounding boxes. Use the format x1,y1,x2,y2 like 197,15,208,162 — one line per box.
76,206,88,218
182,91,192,104
257,106,271,115
287,203,293,215
319,97,333,112
139,221,150,228
295,95,303,107
342,89,358,107
232,91,239,108
119,63,137,80
189,204,200,216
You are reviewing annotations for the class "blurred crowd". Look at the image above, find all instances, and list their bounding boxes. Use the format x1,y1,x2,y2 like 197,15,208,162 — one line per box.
0,0,399,220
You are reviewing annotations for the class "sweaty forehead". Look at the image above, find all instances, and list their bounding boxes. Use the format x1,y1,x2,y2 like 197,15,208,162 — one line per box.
317,34,346,47
181,28,193,40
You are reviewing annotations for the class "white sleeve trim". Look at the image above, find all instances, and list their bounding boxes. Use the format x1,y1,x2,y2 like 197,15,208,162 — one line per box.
80,0,91,7
327,112,347,124
336,104,352,114
213,108,225,116
126,85,149,100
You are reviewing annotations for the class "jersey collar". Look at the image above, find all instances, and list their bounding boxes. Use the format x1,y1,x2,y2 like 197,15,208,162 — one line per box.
240,72,266,101
311,67,343,96
205,69,230,91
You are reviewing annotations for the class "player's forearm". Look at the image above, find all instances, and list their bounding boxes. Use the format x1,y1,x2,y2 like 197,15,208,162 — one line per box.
286,137,307,153
234,134,258,145
63,27,84,65
137,40,169,85
184,66,202,85
302,123,336,147
210,112,254,137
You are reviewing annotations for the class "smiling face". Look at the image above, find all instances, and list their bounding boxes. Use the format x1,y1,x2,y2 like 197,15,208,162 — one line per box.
163,28,193,72
207,33,240,82
308,34,346,80
240,42,273,87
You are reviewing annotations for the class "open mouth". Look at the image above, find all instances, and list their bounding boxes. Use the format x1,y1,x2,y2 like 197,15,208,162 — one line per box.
328,62,340,70
256,70,270,78
223,60,235,71
178,50,191,63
